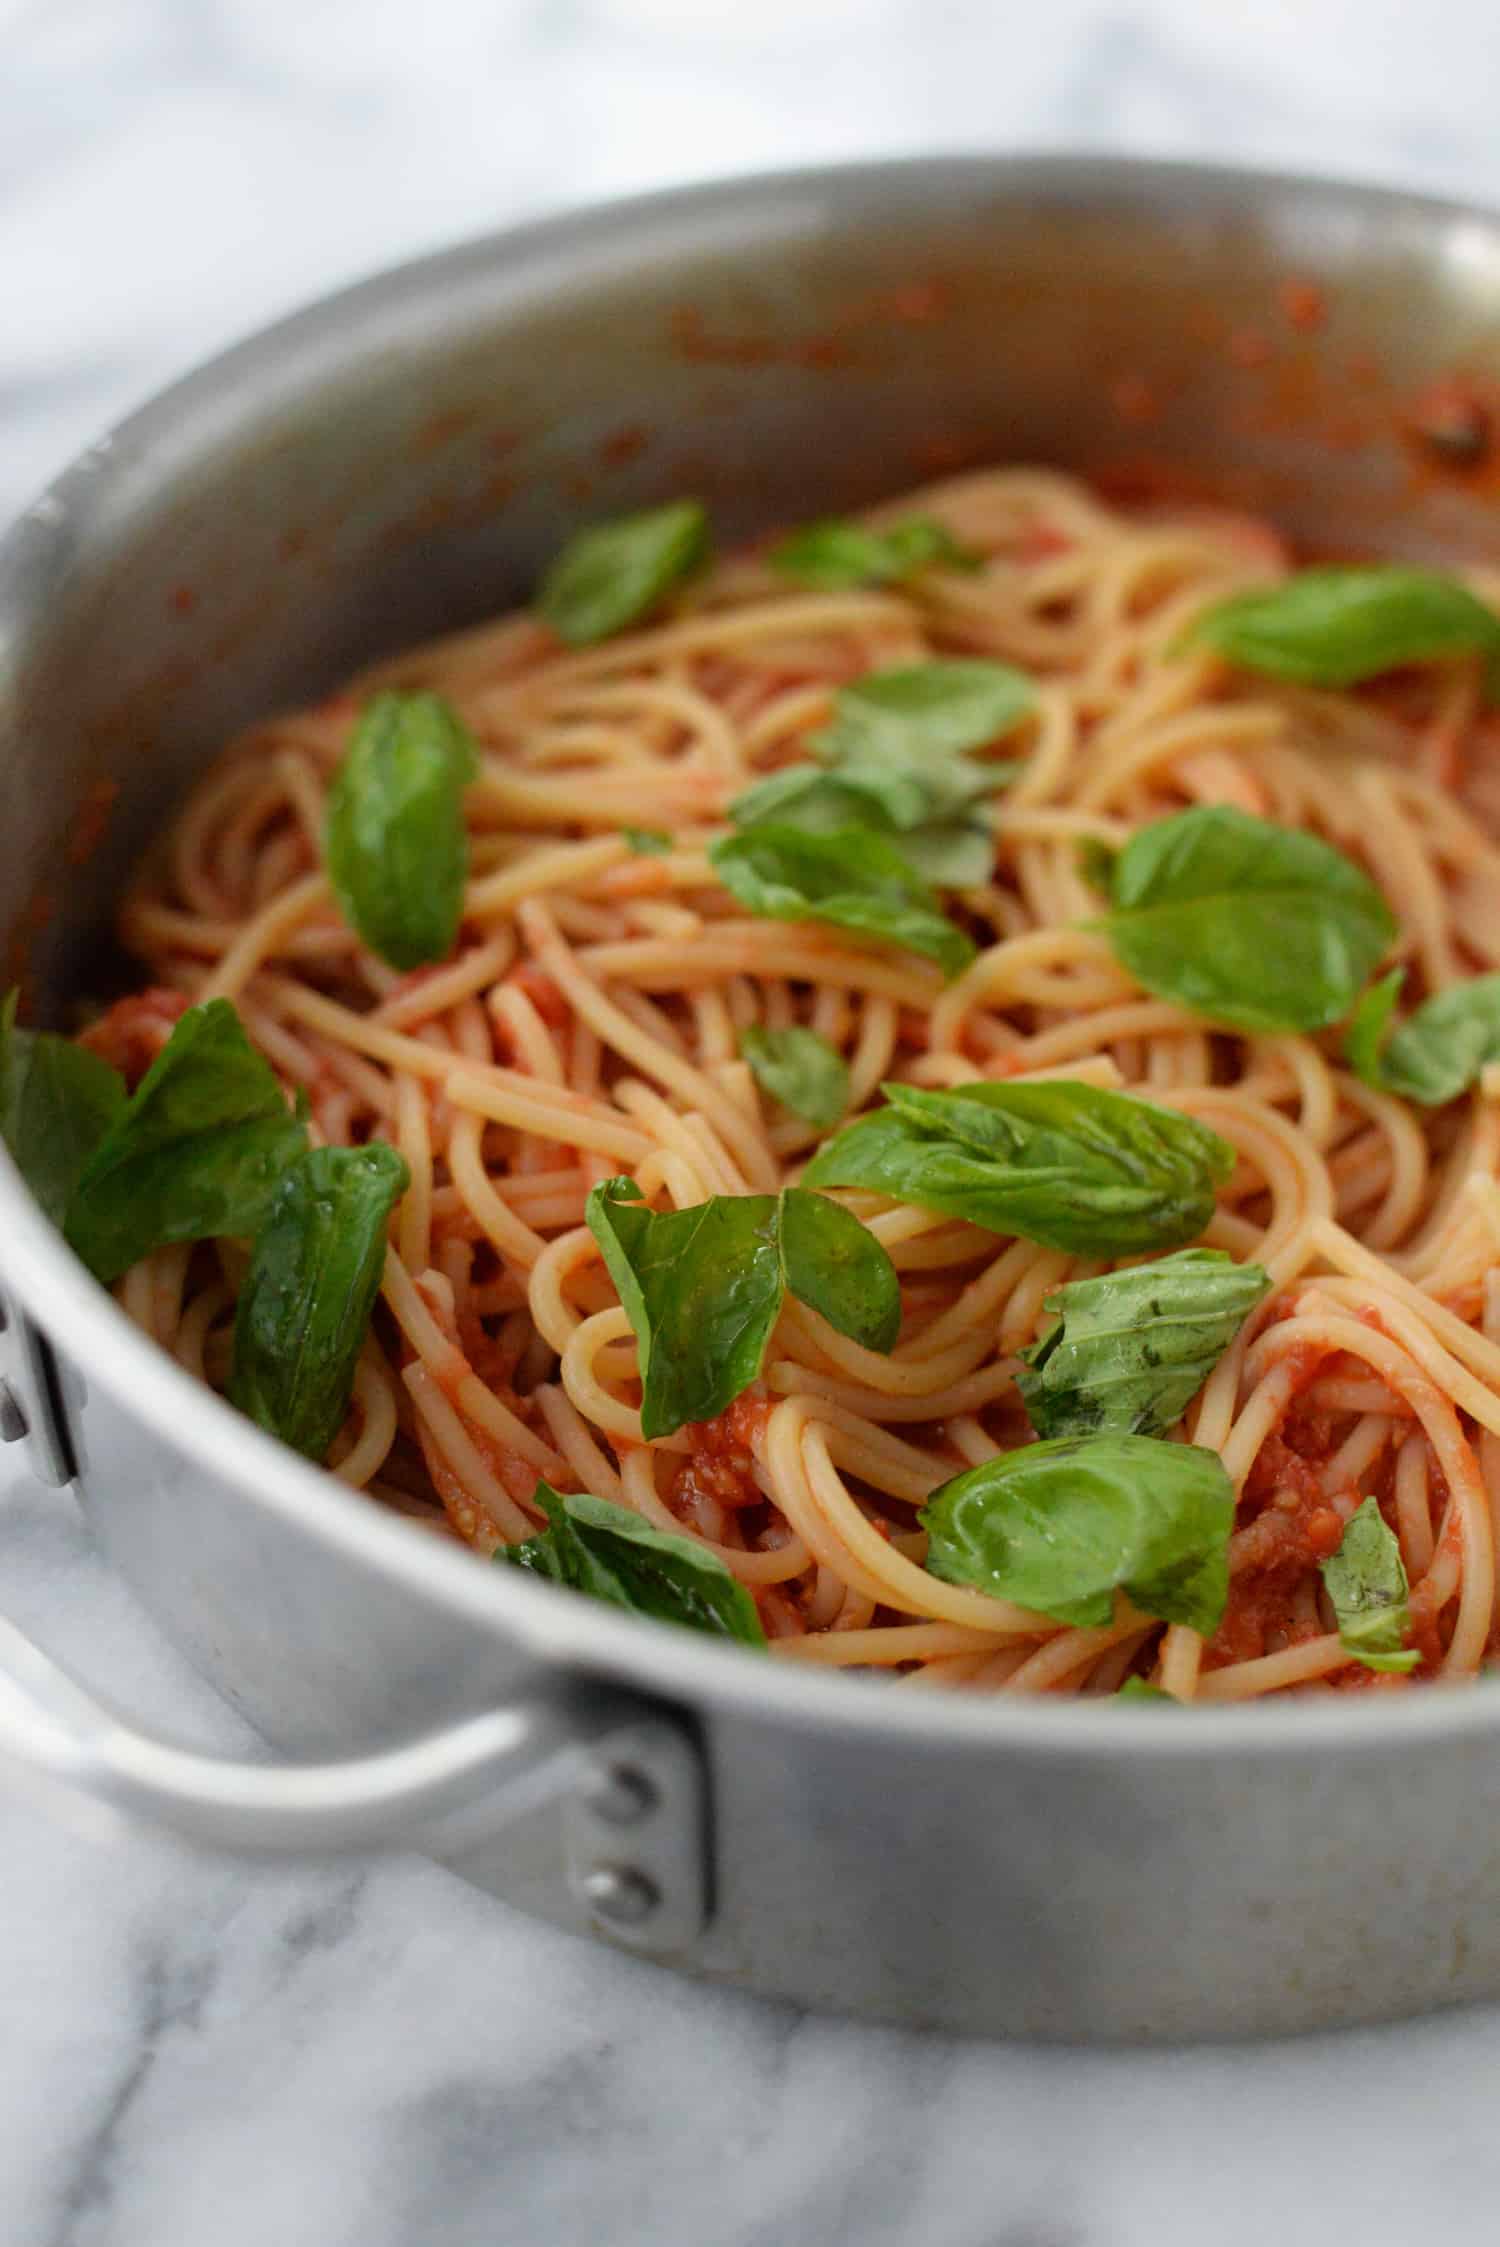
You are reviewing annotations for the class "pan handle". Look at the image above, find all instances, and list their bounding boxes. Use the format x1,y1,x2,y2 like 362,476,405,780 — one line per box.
0,1607,710,1947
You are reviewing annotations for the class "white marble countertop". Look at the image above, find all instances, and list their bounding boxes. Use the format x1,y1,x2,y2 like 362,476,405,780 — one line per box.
8,3,1500,2241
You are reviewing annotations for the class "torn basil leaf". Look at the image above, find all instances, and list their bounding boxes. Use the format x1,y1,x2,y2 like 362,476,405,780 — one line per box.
1099,806,1395,1033
585,1177,901,1437
1018,1249,1271,1440
709,823,975,979
65,1001,308,1285
1188,565,1500,694
538,499,709,645
503,1482,766,1647
771,515,980,589
739,1024,849,1130
0,990,126,1228
803,1079,1234,1256
325,691,479,971
1319,1495,1421,1673
227,1141,409,1462
1345,967,1500,1106
920,1434,1234,1632
777,1183,901,1354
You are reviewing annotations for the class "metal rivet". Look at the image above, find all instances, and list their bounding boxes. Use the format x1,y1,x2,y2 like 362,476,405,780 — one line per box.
0,1382,27,1443
583,1760,658,1827
580,1864,661,1926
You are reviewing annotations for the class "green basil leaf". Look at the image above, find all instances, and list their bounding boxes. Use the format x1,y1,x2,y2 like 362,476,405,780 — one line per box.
709,823,975,980
502,1482,765,1647
819,660,1034,773
1018,1249,1271,1440
65,1001,308,1285
804,1079,1234,1256
0,991,126,1227
586,1177,783,1439
771,515,980,589
227,1141,409,1461
1189,566,1500,693
585,1177,902,1437
623,827,673,855
1319,1496,1421,1673
739,1024,850,1130
538,500,709,646
729,768,997,888
1345,968,1500,1106
921,1434,1233,1632
325,691,479,971
1100,806,1396,1033
1117,1678,1176,1702
778,1184,901,1353
1076,837,1118,896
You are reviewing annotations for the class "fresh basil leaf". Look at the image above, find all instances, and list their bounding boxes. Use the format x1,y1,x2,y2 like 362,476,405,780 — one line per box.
1189,566,1500,693
325,691,479,972
819,661,1034,775
771,515,980,589
65,1001,308,1285
804,1079,1234,1256
623,827,673,855
709,824,975,980
1100,806,1396,1033
1319,1495,1421,1673
1345,967,1500,1106
778,1184,901,1353
1117,1678,1176,1702
921,1434,1233,1632
227,1141,409,1461
502,1482,766,1647
740,1024,850,1130
729,767,997,888
586,1177,783,1439
538,499,709,646
0,990,126,1228
586,1177,901,1436
1018,1249,1271,1440
730,661,1029,893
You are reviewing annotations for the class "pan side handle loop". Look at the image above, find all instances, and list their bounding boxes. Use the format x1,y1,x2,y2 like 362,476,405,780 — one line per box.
0,1608,711,1951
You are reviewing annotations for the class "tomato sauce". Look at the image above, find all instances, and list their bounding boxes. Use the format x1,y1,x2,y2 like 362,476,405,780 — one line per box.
78,987,190,1086
673,1392,773,1519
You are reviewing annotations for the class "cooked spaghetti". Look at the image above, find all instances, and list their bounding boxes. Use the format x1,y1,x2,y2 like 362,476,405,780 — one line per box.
74,467,1500,1702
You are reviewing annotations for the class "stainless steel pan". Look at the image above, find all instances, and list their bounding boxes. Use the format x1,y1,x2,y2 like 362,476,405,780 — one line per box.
5,155,1500,2042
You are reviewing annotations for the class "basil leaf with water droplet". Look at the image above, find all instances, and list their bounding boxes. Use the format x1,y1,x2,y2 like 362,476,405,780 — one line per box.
709,824,975,979
777,1183,901,1354
1319,1495,1421,1673
1345,967,1500,1105
1100,806,1395,1033
739,1024,850,1130
65,1001,308,1285
920,1434,1234,1632
586,1177,901,1437
325,691,479,971
771,515,980,589
1017,1248,1270,1439
804,1079,1234,1256
503,1482,766,1647
227,1141,409,1461
0,990,126,1228
1189,566,1500,693
538,499,710,646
